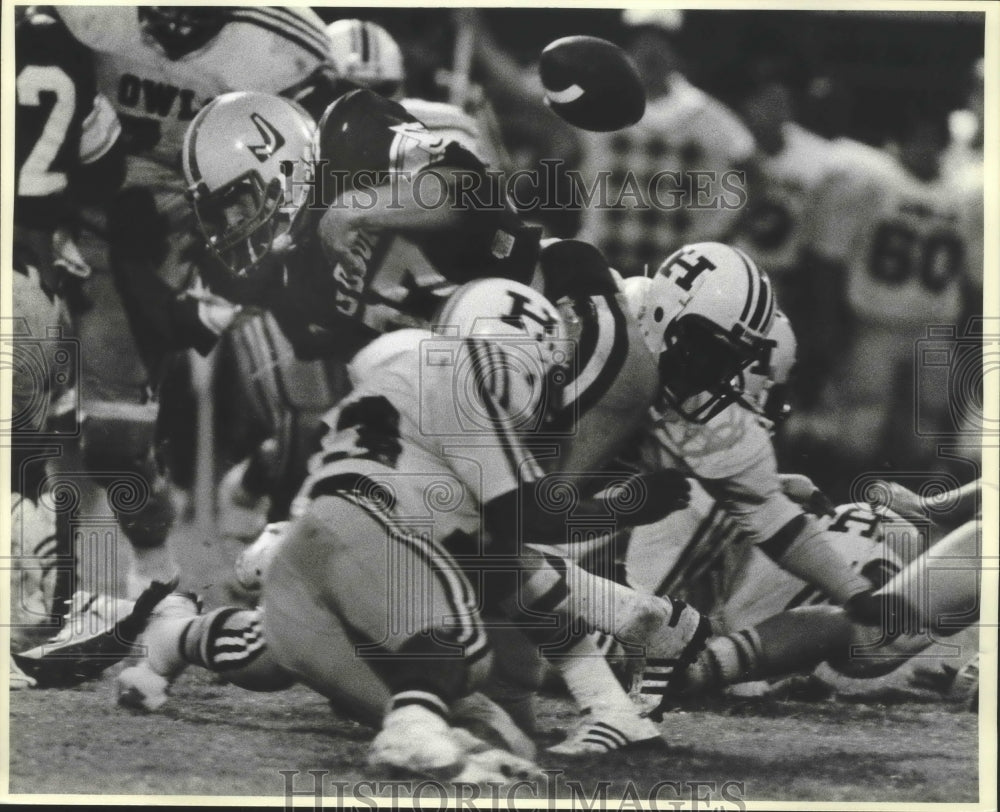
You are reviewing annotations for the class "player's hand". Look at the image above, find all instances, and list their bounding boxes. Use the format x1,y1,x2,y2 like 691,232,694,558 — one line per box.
49,227,93,313
318,204,378,278
607,469,691,526
779,473,835,518
868,480,927,520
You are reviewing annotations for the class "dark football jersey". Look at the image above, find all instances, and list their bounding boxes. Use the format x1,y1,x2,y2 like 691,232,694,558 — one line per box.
238,89,542,362
15,11,119,232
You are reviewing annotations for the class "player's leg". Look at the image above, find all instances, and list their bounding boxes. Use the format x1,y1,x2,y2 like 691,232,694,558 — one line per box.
65,239,179,596
486,547,667,754
116,602,297,711
264,495,521,777
9,266,81,640
675,520,982,697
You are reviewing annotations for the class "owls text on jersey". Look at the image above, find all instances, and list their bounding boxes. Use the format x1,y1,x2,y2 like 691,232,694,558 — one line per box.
56,6,331,170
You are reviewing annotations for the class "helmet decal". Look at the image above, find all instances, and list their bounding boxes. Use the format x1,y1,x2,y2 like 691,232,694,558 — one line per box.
247,114,286,162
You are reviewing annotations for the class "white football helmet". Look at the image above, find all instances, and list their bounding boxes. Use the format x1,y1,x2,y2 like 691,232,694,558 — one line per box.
435,278,568,431
637,242,776,423
183,91,316,277
740,310,797,425
326,19,405,97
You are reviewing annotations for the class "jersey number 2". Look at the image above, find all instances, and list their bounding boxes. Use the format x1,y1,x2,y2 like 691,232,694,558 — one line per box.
17,65,76,197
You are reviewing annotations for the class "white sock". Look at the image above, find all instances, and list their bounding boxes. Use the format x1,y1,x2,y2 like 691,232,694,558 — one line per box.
554,635,637,717
564,560,668,643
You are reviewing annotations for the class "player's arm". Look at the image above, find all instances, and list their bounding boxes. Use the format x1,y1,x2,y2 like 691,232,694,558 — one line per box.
66,93,126,204
698,437,875,606
317,142,493,276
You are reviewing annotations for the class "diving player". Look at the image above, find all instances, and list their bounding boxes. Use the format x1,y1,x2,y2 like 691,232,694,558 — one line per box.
185,87,541,528
114,279,695,769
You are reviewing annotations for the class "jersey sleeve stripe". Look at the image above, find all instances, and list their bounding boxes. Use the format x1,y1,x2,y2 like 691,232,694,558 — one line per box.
238,6,331,53
227,10,330,62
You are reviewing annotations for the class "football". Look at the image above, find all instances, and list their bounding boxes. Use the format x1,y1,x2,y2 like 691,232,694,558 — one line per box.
539,35,646,132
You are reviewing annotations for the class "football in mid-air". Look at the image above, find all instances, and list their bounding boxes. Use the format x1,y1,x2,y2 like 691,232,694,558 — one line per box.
539,35,646,132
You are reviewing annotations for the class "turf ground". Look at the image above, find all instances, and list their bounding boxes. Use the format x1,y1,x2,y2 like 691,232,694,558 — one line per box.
7,675,979,803
4,509,984,805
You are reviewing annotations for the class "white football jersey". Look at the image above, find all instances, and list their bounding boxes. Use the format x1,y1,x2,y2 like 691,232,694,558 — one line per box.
731,123,836,279
57,5,332,277
58,7,330,173
632,401,802,548
294,328,547,548
805,155,967,328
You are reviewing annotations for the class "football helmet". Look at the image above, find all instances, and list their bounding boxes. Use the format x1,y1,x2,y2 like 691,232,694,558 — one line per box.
740,310,797,426
637,242,776,423
326,19,405,98
436,278,567,430
183,91,316,278
138,7,228,60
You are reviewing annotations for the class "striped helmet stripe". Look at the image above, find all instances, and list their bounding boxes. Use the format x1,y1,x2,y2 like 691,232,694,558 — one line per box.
360,20,371,63
737,249,757,324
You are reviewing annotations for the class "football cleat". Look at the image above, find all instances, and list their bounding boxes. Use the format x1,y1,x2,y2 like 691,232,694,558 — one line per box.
12,580,177,688
546,711,665,756
952,654,980,712
116,591,202,712
368,705,465,777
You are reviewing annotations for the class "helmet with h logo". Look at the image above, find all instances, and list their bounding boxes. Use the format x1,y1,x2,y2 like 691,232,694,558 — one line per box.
636,242,776,422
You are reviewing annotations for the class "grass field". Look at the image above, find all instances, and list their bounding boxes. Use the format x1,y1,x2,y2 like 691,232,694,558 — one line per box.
7,670,979,804
4,512,984,806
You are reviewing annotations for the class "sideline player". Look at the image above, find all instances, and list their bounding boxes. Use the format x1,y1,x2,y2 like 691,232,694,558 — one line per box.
10,7,126,684
786,105,976,494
